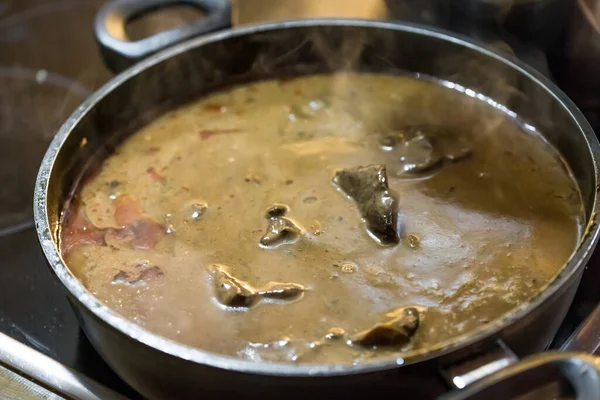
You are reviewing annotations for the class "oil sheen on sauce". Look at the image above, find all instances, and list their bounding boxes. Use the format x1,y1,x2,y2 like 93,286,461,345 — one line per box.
60,73,583,365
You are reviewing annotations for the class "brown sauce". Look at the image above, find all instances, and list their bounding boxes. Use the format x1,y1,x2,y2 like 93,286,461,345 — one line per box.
60,73,582,365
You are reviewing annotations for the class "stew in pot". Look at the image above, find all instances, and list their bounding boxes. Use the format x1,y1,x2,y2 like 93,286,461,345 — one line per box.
60,73,582,364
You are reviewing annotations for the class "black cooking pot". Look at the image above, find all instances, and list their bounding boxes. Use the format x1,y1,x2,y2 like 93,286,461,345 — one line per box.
34,0,600,399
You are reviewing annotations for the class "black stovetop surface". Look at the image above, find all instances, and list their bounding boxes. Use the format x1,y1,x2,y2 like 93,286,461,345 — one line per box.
1,1,599,398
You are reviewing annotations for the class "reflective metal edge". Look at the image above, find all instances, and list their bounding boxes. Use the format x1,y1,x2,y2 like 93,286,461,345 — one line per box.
0,332,128,400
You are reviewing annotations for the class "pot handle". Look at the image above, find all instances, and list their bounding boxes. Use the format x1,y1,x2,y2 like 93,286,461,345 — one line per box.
94,0,232,73
438,351,600,400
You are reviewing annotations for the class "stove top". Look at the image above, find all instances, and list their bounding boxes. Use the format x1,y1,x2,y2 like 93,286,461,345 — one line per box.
0,1,598,398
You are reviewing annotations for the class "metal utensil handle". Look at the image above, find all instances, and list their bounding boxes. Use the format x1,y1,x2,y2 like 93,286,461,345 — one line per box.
94,0,232,73
0,332,128,400
438,351,600,400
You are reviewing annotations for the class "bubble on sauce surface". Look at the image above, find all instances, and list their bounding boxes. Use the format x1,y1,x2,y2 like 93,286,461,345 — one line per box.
288,98,329,121
332,261,359,274
407,234,420,249
341,263,357,274
325,327,346,340
378,135,396,151
238,339,311,362
303,196,318,204
309,220,323,236
184,201,208,221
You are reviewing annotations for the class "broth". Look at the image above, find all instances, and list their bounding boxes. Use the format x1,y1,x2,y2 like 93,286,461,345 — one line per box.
60,73,582,364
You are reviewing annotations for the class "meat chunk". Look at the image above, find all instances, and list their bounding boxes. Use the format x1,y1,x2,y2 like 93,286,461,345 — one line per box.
258,282,304,301
61,195,167,255
333,165,399,245
60,201,107,255
128,219,166,249
259,217,301,248
113,195,143,226
351,306,422,347
265,203,290,219
113,266,164,286
209,265,304,308
210,265,258,308
111,195,166,249
129,266,164,284
112,270,130,283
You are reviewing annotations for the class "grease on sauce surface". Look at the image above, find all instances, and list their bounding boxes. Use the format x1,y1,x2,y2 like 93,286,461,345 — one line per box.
60,73,582,364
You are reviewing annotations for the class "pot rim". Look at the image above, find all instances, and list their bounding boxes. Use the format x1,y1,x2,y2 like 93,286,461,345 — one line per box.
34,18,600,377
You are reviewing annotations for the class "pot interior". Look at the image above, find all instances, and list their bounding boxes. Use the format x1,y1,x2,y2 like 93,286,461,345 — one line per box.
39,21,600,371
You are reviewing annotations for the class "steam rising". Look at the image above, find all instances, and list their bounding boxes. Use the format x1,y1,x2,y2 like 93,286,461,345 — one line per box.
60,19,589,229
